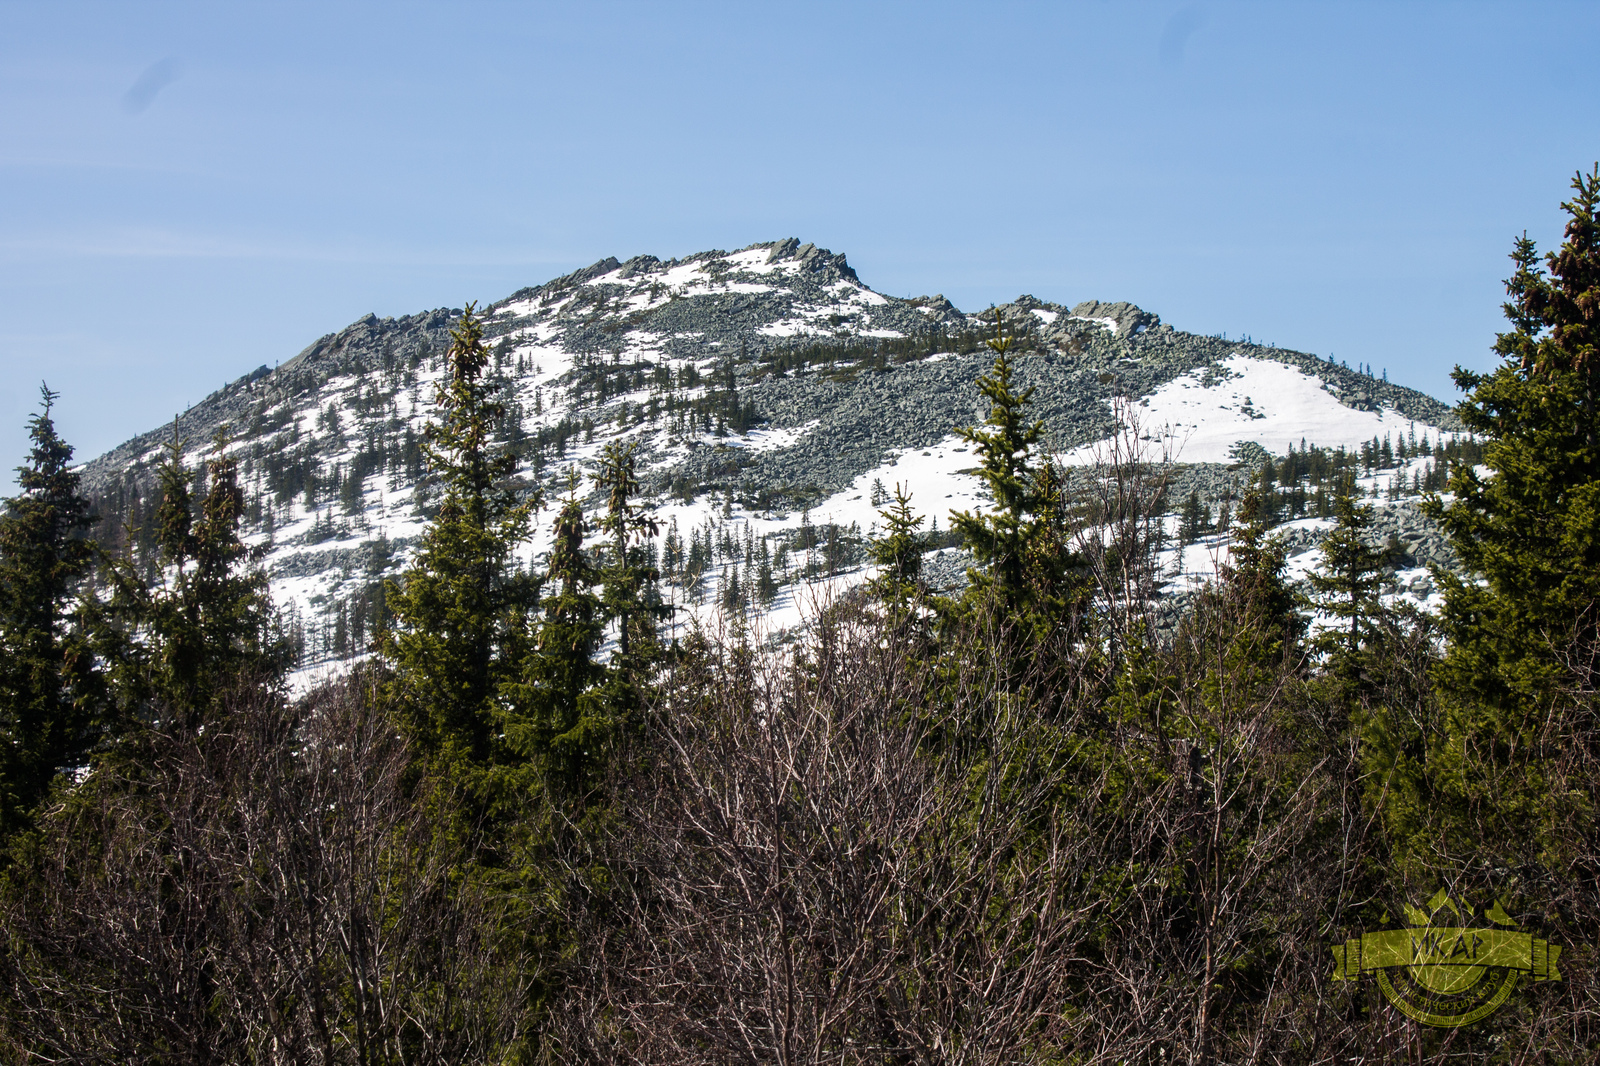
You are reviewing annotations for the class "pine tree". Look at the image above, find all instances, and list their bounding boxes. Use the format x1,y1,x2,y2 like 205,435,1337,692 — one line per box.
0,386,98,836
382,303,539,780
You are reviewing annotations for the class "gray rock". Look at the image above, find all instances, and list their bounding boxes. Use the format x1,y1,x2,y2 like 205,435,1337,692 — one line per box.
69,236,1471,667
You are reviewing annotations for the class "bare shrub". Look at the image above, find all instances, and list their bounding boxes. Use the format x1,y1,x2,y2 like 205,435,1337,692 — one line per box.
553,570,1397,1065
0,673,535,1065
1068,395,1177,647
552,606,1109,1064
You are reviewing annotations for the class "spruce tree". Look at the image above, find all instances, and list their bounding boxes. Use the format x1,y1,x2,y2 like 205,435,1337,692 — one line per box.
382,303,539,781
1176,488,1304,672
1021,456,1087,637
950,311,1045,617
947,312,1089,644
1178,489,1207,544
1384,166,1600,879
1220,491,1302,639
1305,484,1392,658
867,482,925,613
503,484,605,800
1434,165,1600,712
0,386,98,836
593,441,663,664
93,426,281,728
591,441,669,737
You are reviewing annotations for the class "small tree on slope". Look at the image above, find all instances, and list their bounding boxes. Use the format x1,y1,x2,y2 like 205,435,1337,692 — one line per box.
0,386,97,838
91,424,282,730
382,303,540,792
949,311,1081,638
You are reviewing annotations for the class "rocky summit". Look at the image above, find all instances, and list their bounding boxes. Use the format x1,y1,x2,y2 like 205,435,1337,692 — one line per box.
75,239,1469,675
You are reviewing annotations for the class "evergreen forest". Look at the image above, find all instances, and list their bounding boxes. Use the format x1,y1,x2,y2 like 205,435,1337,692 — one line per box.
4,171,1600,1064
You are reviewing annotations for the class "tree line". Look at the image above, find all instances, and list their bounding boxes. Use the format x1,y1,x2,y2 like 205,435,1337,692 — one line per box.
3,170,1600,1063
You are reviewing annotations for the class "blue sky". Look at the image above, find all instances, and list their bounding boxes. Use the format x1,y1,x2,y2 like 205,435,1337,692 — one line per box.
4,1,1600,483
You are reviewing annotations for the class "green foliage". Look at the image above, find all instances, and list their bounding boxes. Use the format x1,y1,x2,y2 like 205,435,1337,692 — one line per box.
502,483,606,802
1236,435,1481,524
1177,489,1208,544
754,323,995,379
382,303,540,790
0,386,98,838
1305,484,1393,659
950,312,1042,608
17,181,1600,1061
1216,489,1306,655
91,424,283,729
866,481,925,613
1434,165,1600,716
1357,169,1600,882
950,311,1085,637
594,440,667,668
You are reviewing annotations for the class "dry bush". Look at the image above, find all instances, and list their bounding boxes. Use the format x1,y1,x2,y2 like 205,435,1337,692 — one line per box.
0,673,534,1066
1080,593,1355,1065
1068,395,1177,644
554,608,1116,1065
553,589,1389,1065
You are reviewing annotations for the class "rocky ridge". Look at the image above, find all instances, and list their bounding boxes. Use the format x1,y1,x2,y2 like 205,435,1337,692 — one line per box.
75,238,1470,668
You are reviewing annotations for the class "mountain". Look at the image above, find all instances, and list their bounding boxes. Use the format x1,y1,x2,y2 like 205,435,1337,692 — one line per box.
75,238,1469,674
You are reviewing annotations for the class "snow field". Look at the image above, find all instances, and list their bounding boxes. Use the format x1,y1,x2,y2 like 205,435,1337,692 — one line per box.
1061,354,1453,467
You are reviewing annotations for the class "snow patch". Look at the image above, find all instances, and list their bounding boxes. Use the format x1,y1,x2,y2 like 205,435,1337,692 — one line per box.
1059,354,1450,465
1069,315,1118,333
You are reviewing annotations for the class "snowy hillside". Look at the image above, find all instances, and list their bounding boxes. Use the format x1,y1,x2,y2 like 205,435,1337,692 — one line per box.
75,239,1468,674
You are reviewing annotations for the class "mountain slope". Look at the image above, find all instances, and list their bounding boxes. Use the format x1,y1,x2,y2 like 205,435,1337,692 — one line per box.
76,239,1467,671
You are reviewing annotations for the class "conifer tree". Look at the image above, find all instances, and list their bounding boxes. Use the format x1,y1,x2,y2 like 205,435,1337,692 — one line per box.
950,311,1045,616
949,313,1087,640
1178,489,1207,544
1170,488,1304,690
1305,484,1391,658
590,441,669,738
0,386,98,836
1021,456,1087,637
1370,167,1600,878
867,482,925,613
382,303,539,779
755,537,778,605
1434,164,1600,712
593,441,663,664
94,426,282,728
504,482,606,800
1214,489,1304,650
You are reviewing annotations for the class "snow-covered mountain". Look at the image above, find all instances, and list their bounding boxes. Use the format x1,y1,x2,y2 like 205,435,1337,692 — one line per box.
76,238,1467,672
